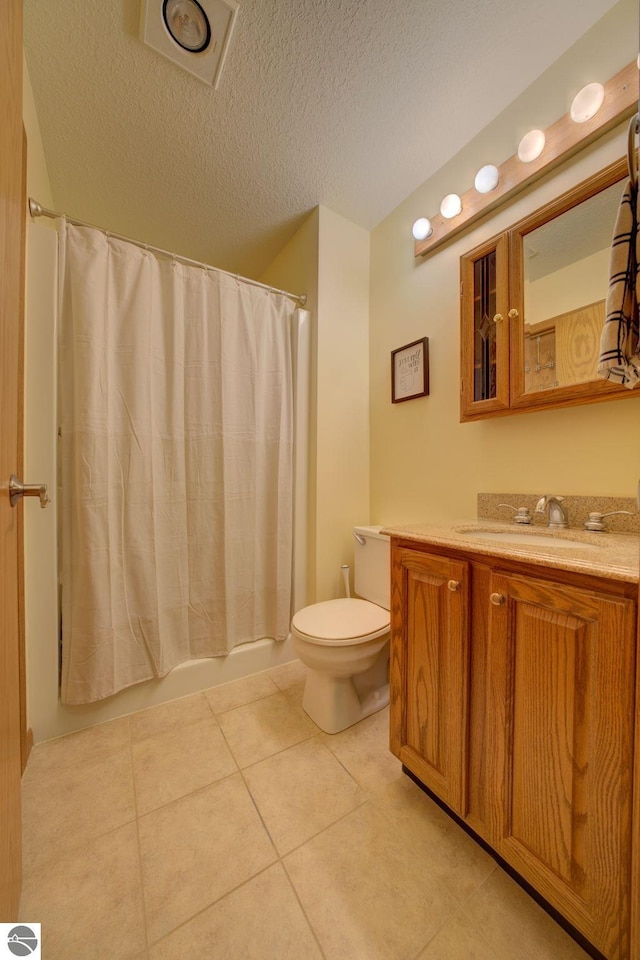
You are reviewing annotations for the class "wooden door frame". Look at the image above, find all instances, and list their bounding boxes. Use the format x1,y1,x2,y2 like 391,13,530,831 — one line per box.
18,127,31,773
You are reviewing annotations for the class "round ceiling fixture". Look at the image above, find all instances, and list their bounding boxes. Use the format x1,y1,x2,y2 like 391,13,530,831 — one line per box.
163,0,211,53
440,194,462,219
570,82,605,123
517,129,546,163
474,164,499,194
412,218,433,241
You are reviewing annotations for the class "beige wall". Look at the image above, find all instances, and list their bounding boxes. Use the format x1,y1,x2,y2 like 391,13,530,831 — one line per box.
23,53,53,208
370,1,639,526
23,225,59,741
261,209,320,603
315,207,370,601
525,247,609,325
262,206,371,603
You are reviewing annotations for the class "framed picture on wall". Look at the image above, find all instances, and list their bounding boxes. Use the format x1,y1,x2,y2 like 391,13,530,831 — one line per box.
391,337,429,402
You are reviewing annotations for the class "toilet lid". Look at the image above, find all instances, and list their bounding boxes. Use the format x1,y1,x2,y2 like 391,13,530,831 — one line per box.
292,598,390,644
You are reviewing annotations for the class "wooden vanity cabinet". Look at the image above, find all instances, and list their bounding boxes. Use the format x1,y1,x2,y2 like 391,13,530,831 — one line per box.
389,539,637,960
389,547,470,814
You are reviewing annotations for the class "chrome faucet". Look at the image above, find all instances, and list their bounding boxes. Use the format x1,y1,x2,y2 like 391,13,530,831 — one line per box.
535,495,568,529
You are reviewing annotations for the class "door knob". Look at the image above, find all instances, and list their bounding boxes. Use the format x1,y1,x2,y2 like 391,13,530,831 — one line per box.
9,475,50,508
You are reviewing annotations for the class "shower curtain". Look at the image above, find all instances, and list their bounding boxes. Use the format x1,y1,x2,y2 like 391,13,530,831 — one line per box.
58,223,296,704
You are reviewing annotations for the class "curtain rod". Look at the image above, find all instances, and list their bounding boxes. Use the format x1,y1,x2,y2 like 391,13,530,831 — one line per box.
28,198,307,307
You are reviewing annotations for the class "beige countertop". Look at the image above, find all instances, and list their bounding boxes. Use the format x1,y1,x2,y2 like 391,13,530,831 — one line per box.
381,518,640,583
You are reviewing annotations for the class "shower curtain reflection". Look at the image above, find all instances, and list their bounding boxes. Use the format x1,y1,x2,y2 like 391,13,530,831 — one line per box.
58,222,296,704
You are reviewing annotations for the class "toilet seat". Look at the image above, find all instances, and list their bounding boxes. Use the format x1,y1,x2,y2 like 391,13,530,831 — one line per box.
291,598,390,646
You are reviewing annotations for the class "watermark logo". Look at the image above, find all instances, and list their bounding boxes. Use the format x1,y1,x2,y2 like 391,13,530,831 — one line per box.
0,925,40,958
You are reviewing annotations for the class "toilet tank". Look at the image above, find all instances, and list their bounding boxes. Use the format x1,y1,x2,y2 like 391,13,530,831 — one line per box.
353,525,390,610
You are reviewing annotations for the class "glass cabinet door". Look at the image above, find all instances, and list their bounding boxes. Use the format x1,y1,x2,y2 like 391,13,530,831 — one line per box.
460,234,509,420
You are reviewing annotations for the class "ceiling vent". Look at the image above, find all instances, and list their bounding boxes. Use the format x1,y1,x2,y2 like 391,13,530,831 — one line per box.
140,0,239,89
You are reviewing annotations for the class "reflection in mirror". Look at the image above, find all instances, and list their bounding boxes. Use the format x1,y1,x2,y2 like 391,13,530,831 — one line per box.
522,178,624,394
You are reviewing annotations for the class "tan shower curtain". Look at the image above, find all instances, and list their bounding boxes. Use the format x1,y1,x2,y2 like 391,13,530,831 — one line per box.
58,223,295,704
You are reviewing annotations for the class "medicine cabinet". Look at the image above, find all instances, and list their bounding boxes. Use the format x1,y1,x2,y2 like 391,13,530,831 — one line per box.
460,157,636,422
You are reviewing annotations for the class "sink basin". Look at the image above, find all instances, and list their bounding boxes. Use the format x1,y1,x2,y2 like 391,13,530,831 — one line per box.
460,531,597,549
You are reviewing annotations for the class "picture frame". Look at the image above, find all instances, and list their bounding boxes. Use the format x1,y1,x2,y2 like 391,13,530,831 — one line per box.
391,337,429,403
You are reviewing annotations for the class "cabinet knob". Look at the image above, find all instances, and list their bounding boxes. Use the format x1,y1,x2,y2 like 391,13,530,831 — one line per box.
492,313,503,324
508,308,519,319
447,580,460,592
490,593,505,606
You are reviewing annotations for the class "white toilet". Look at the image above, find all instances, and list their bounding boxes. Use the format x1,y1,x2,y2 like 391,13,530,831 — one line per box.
291,526,390,734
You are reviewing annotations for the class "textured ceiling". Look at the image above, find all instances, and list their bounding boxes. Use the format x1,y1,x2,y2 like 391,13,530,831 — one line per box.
24,0,622,279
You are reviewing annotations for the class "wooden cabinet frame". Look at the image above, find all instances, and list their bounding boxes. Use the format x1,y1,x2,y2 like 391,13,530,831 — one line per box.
460,157,639,422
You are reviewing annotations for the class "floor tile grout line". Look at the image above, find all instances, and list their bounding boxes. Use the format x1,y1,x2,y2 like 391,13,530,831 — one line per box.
21,737,131,786
222,724,320,771
406,900,476,960
224,726,372,860
135,765,241,821
129,697,222,743
456,899,505,954
279,857,330,960
129,676,300,949
208,685,289,720
131,713,223,751
276,791,371,859
127,717,153,959
23,664,303,777
135,769,277,947
20,810,140,891
320,739,382,793
24,693,218,782
21,727,141,884
206,686,281,718
145,861,283,950
217,717,282,856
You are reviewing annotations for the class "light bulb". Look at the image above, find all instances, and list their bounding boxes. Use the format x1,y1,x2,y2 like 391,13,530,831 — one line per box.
412,218,433,241
570,82,604,123
518,129,545,163
440,194,462,219
474,164,499,194
163,0,211,52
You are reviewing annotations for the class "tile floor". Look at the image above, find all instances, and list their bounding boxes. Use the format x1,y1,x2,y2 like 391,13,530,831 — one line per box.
19,660,593,960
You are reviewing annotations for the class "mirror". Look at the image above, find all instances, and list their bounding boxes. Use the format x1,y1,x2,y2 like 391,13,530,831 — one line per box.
521,178,624,394
507,155,631,414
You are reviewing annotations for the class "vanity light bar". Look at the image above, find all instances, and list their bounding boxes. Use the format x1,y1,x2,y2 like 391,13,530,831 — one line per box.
413,60,638,260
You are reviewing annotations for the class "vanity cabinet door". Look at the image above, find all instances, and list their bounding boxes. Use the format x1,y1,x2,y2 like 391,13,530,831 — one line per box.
389,547,470,815
488,572,636,960
460,233,510,421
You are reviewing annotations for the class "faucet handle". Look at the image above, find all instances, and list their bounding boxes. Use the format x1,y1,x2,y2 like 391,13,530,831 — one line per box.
498,503,532,524
583,510,633,532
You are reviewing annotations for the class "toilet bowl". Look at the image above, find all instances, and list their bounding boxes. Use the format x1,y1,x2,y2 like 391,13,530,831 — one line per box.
290,527,390,734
